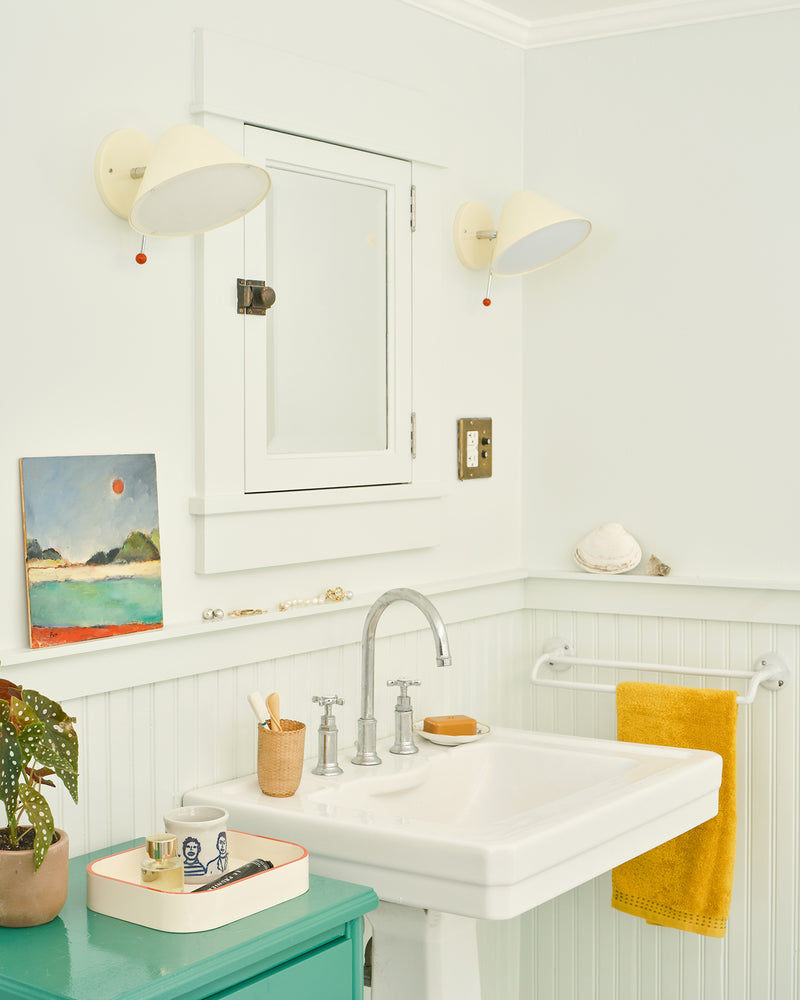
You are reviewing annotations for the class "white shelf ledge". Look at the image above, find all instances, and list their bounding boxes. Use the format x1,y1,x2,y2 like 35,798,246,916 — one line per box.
527,570,800,591
525,570,800,626
3,568,796,703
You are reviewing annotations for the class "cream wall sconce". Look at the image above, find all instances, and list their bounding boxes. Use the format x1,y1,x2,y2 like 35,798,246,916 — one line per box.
94,124,271,264
453,191,591,305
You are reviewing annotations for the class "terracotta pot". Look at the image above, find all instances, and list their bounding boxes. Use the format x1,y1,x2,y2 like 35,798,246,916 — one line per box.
0,828,69,927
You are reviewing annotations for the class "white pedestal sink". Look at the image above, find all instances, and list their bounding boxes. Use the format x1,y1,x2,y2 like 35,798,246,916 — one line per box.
184,727,722,998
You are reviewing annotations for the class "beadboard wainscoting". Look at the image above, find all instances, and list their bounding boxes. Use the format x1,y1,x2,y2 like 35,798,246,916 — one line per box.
46,586,530,1000
38,578,799,1000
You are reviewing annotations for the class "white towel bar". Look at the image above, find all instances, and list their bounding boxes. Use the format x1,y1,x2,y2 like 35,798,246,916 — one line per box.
531,638,789,705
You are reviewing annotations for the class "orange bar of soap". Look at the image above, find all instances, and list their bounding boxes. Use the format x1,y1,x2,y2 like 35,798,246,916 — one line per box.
423,715,477,736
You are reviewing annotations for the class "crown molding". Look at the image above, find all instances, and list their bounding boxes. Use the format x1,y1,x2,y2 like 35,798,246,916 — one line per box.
399,0,531,44
398,0,800,47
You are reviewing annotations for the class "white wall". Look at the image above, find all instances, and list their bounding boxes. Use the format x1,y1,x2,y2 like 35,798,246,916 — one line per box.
522,10,800,583
3,4,800,999
519,13,800,1000
0,0,525,658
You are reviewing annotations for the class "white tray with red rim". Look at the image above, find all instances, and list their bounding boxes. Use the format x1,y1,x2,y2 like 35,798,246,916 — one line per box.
87,830,308,933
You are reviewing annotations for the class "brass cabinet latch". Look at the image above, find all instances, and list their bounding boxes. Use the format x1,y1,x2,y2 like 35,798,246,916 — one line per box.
237,279,276,315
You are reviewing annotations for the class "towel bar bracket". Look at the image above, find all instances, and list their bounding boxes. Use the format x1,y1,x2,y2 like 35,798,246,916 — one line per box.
541,637,575,670
756,652,789,691
532,637,790,706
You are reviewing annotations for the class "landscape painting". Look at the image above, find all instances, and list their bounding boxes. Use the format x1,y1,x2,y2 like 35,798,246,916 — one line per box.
20,453,163,648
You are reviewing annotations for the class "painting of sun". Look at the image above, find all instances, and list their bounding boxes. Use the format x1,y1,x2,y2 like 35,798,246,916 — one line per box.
20,453,163,648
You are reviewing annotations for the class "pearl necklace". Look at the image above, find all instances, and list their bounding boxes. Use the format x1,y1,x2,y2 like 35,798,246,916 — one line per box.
201,587,354,622
279,587,354,612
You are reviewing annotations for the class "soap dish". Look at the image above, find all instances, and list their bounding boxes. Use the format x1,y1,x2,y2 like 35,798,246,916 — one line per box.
87,830,308,933
414,722,491,746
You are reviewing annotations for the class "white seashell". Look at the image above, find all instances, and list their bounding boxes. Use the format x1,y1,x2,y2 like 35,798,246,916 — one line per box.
574,522,642,575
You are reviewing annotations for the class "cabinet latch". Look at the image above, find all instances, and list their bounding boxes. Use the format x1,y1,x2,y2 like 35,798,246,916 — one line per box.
237,279,276,315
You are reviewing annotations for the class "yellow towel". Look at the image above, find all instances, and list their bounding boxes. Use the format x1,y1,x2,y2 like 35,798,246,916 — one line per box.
611,682,738,938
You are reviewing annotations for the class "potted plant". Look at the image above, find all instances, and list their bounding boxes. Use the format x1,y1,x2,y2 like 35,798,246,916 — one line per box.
0,678,78,927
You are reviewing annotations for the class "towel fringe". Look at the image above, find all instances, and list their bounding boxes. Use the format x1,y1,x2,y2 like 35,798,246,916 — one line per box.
612,888,728,937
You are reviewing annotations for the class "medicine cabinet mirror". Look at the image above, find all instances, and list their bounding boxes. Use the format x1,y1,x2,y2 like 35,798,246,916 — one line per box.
242,126,413,493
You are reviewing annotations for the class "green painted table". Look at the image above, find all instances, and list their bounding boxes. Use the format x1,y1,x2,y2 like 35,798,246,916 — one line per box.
0,841,378,1000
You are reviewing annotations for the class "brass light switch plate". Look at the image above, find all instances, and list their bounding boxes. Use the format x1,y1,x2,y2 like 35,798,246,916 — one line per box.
457,418,492,480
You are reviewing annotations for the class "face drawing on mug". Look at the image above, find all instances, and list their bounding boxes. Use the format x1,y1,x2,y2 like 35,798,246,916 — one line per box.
181,836,206,876
208,831,229,874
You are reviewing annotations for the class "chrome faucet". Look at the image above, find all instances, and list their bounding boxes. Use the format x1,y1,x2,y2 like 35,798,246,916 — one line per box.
352,588,452,766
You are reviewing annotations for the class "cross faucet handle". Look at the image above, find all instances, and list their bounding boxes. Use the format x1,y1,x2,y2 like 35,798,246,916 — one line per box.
311,696,344,776
387,679,421,697
313,695,344,712
387,680,421,755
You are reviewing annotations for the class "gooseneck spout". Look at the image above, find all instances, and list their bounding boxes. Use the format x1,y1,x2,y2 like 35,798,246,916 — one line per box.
352,588,452,766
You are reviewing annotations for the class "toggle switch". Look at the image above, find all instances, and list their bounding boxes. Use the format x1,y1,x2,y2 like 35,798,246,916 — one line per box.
458,418,492,479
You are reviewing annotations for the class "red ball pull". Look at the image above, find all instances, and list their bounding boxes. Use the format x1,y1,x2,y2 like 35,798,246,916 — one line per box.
135,236,147,265
482,272,493,307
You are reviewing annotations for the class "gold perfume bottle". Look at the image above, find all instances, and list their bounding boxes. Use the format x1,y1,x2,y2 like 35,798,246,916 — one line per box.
141,833,184,892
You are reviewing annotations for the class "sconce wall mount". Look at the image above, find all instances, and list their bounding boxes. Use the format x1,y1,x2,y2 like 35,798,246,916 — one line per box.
453,201,496,271
95,130,155,222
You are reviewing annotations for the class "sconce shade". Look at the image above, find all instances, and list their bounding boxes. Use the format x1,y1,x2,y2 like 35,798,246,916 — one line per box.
491,191,591,276
129,125,271,237
94,125,271,237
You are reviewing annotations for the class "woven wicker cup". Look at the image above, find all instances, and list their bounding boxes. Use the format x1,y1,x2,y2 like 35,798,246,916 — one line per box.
257,720,306,797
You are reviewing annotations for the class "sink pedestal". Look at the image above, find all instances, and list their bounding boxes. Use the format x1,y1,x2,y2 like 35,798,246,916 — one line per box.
369,901,480,1000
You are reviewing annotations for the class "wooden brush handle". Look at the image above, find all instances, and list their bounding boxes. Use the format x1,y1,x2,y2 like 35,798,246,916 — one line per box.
267,692,282,731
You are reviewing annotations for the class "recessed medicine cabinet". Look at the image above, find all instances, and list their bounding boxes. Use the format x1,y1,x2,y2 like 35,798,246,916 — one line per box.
191,31,444,572
242,127,413,494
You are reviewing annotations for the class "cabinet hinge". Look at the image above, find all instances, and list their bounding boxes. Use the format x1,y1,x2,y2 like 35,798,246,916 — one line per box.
410,185,416,233
411,411,417,459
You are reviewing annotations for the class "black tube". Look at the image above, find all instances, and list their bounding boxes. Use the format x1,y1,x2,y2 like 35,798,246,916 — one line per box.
191,859,275,892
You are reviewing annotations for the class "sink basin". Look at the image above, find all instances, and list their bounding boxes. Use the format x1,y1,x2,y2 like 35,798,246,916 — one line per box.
184,726,721,920
318,739,638,824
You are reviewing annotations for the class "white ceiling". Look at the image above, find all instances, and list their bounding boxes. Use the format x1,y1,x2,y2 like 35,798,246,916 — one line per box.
398,0,799,47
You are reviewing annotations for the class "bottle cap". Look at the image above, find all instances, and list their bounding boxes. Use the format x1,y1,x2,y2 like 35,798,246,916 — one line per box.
145,832,178,861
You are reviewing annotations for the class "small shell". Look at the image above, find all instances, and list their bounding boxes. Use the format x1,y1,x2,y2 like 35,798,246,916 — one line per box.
646,554,671,577
574,522,642,575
